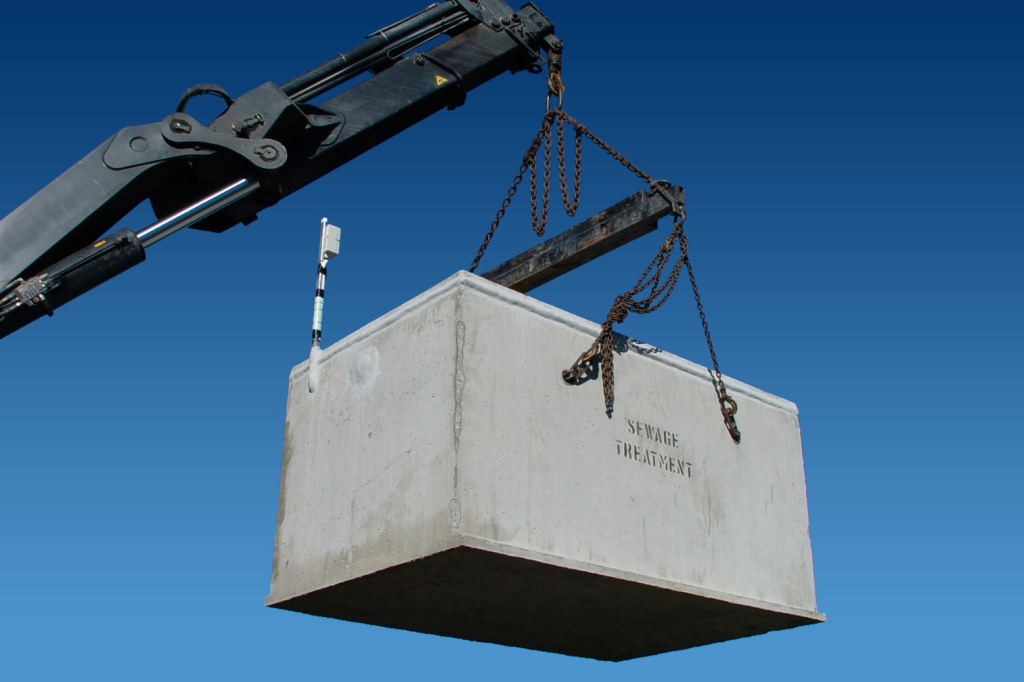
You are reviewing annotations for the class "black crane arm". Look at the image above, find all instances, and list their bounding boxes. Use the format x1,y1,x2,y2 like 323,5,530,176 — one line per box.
0,0,558,339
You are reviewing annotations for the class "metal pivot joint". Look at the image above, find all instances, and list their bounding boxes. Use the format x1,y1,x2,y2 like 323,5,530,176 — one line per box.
161,112,289,170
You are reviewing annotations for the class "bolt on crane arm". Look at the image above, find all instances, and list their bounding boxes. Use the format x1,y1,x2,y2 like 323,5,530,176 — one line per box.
0,0,559,340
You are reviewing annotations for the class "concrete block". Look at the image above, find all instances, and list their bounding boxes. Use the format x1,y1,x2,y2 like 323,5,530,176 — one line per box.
266,271,824,660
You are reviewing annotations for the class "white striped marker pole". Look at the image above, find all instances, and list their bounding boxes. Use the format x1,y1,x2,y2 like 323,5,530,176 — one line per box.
308,217,341,393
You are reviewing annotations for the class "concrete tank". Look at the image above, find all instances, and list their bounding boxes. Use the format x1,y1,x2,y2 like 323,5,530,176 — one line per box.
266,271,824,660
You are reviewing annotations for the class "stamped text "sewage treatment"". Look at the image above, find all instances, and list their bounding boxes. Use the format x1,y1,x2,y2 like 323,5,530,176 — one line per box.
615,418,693,478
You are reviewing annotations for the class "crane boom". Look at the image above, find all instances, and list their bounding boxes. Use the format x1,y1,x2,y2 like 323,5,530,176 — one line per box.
0,0,558,339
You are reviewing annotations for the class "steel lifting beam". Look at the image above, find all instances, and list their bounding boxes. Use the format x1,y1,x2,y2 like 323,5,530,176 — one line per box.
481,187,683,293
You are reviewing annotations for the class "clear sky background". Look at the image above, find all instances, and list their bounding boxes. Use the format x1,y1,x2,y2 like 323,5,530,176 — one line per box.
1,0,1021,679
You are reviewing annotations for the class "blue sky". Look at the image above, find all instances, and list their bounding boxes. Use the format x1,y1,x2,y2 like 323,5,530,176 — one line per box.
1,0,1021,679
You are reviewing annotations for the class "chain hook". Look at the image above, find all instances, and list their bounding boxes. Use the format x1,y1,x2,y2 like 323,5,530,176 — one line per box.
723,395,741,443
546,73,564,111
723,395,738,417
561,341,599,384
545,45,564,111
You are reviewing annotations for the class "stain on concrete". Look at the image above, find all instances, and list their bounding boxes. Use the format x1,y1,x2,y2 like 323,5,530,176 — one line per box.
270,420,294,589
449,499,462,530
347,346,380,390
454,320,465,455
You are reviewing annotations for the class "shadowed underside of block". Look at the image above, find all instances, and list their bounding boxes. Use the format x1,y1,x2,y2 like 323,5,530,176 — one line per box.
269,546,821,661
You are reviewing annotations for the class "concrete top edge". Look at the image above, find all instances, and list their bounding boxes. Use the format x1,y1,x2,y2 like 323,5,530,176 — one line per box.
290,271,799,415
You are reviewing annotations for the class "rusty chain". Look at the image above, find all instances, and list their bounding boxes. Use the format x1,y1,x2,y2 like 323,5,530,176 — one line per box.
468,55,740,443
685,255,740,440
557,113,582,216
468,108,648,272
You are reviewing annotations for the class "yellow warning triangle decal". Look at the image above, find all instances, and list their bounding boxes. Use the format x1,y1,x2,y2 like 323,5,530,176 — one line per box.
435,75,449,86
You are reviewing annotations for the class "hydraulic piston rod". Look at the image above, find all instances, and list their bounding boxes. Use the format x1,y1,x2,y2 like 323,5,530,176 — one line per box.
281,2,466,103
136,178,259,248
0,179,260,339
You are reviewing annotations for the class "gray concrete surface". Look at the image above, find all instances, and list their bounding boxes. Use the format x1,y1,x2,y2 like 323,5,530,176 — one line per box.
267,271,824,660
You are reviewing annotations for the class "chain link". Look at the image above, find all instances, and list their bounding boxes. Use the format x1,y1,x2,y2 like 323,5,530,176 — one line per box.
557,118,582,216
685,256,741,440
470,110,584,270
468,162,528,275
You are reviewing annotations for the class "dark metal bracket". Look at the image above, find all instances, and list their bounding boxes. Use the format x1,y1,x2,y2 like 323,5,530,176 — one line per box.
161,112,288,170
